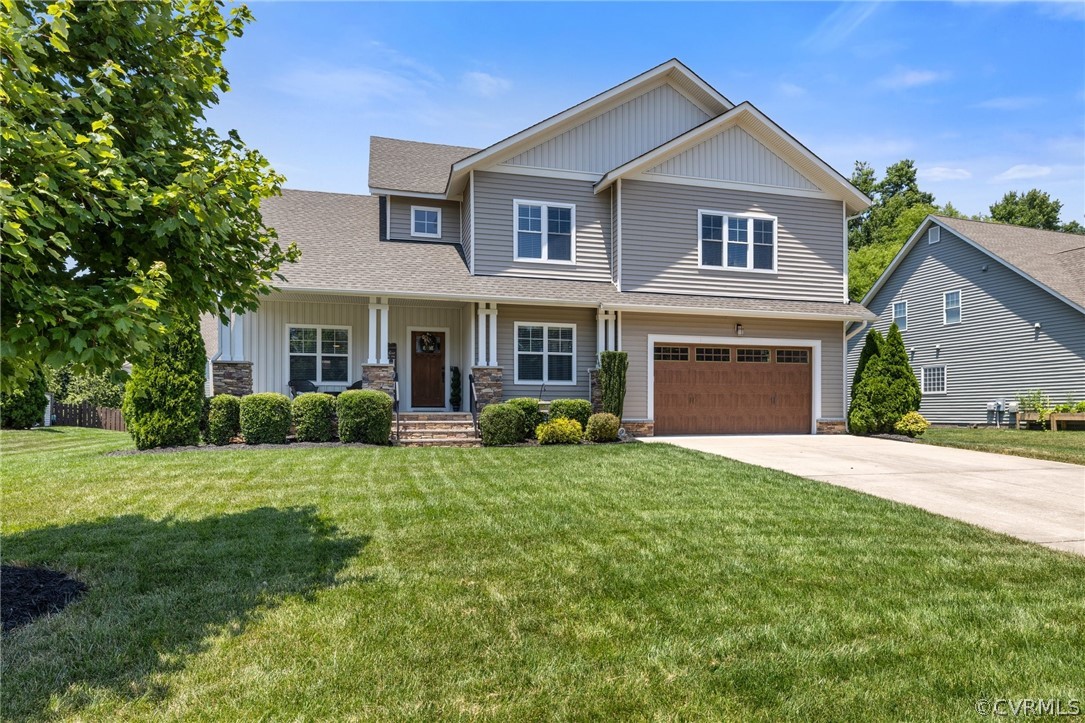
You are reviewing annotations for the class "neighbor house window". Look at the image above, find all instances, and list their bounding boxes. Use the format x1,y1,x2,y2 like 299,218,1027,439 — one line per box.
928,226,940,244
288,326,350,384
893,301,908,330
514,200,575,263
943,290,962,325
515,323,576,384
922,365,947,395
699,211,776,272
411,206,441,238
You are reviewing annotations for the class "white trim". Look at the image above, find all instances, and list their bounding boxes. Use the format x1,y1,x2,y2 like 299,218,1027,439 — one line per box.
468,170,476,275
928,226,940,244
697,209,779,273
892,300,908,330
943,289,962,326
512,199,577,265
841,201,848,303
369,187,451,201
410,205,442,239
490,165,601,182
513,321,578,386
646,333,821,434
405,326,451,411
921,364,947,395
384,197,391,241
627,172,832,202
285,323,352,388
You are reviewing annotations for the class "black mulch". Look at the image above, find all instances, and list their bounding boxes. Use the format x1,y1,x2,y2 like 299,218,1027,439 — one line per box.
871,433,917,443
2,565,87,633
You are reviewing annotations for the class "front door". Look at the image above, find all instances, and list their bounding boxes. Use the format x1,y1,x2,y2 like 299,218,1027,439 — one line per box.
411,331,445,408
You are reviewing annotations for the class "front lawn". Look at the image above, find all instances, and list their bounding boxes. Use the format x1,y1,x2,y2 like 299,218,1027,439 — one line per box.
3,428,1083,721
921,426,1085,466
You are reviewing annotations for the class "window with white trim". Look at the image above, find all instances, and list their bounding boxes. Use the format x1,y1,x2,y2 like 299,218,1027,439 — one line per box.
893,301,908,330
514,200,575,263
411,206,441,238
922,365,946,395
699,211,776,271
928,226,940,244
943,290,962,325
515,323,576,384
288,326,350,383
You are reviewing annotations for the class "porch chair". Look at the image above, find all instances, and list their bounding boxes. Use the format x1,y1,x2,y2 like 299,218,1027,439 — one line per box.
287,379,319,398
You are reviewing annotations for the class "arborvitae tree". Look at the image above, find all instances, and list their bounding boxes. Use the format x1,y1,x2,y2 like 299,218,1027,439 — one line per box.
850,328,883,403
122,315,206,449
849,324,920,435
599,351,629,419
880,323,921,421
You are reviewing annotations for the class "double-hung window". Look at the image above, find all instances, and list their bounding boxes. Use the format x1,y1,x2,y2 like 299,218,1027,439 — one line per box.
893,301,908,330
515,323,576,384
922,365,947,395
699,211,777,272
288,326,350,384
514,200,575,263
943,290,962,325
411,206,441,238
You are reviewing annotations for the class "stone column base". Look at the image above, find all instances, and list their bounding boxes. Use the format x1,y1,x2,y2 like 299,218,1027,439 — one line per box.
620,421,654,437
588,368,603,413
211,361,253,397
360,364,396,397
816,419,847,434
470,367,503,409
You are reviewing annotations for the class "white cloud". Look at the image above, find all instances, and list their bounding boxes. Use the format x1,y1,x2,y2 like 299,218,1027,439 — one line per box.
802,4,880,52
975,96,1043,111
460,71,511,98
877,68,950,90
921,167,972,181
993,164,1052,181
274,66,418,105
777,81,807,98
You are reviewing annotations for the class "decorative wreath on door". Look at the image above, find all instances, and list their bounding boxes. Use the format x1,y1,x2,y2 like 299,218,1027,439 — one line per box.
417,332,441,354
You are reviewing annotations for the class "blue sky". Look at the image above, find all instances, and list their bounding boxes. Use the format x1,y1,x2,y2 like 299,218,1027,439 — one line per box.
207,1,1085,222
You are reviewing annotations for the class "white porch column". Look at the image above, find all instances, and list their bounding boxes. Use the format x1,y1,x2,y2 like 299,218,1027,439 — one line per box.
218,317,232,362
468,303,477,367
596,310,606,364
218,311,245,362
477,304,488,366
376,298,390,364
487,304,498,368
606,310,615,352
616,311,622,351
367,297,378,364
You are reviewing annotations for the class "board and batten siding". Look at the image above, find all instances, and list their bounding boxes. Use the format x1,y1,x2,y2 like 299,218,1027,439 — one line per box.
473,171,612,282
499,82,711,174
848,225,1085,424
620,180,845,302
620,312,846,421
496,304,597,402
388,197,461,244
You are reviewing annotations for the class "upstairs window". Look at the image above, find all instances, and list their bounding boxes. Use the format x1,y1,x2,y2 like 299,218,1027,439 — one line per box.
515,323,576,384
514,200,575,263
893,301,908,330
943,290,962,325
699,211,776,272
411,206,441,238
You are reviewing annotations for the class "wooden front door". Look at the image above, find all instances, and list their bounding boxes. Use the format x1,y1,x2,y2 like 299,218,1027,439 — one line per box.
411,331,445,408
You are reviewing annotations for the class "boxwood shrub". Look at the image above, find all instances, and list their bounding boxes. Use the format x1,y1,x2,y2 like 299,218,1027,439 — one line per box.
506,397,544,440
536,417,582,445
585,412,620,443
206,394,241,446
0,367,48,429
479,403,525,447
548,399,592,431
337,390,393,444
292,393,336,443
239,393,292,444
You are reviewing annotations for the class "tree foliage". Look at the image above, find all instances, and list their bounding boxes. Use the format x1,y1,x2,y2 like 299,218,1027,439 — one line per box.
850,328,883,404
599,351,628,419
0,0,298,392
848,324,920,435
848,160,935,250
989,189,1083,234
0,366,48,428
44,364,125,407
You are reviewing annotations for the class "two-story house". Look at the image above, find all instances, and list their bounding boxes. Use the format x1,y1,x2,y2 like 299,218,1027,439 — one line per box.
204,59,875,435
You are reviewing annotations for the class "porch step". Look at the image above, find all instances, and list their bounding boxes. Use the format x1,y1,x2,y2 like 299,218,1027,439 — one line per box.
397,427,479,440
397,437,482,448
398,413,474,422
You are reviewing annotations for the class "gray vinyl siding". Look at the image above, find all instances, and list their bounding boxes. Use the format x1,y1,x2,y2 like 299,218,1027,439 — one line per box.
620,312,845,421
496,304,597,402
461,178,473,271
388,197,461,244
847,224,1085,424
473,170,612,282
621,180,846,302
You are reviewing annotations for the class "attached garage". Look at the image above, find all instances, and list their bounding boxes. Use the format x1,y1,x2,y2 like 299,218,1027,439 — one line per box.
652,342,813,434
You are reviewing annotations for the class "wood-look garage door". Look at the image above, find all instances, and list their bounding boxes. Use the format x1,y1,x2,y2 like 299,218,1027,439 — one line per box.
653,344,812,435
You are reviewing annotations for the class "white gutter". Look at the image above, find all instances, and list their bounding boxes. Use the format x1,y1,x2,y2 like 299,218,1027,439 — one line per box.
845,320,869,341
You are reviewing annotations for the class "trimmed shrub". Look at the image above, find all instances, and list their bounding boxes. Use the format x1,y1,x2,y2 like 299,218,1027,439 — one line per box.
585,412,620,443
239,393,292,444
548,399,592,430
599,351,629,418
207,394,241,446
122,315,206,449
894,411,930,438
536,417,582,445
507,397,544,440
479,403,525,447
849,328,883,406
337,390,393,444
1,366,48,429
849,323,921,435
293,393,336,443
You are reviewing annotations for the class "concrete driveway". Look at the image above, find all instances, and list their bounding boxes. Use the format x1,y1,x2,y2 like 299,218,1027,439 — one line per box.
643,435,1085,555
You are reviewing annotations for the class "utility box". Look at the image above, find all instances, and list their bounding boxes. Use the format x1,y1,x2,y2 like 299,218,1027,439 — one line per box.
1006,401,1020,413
986,402,997,411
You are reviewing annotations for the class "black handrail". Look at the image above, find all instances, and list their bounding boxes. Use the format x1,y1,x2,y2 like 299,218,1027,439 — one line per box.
468,372,479,437
392,364,400,443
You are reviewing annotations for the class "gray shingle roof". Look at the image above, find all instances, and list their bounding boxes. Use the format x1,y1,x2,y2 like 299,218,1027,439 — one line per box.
368,137,479,194
934,216,1085,310
263,190,873,321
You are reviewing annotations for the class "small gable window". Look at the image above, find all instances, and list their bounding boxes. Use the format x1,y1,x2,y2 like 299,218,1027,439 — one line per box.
514,200,575,263
893,301,908,330
699,211,776,272
928,226,940,245
411,206,442,238
943,290,962,325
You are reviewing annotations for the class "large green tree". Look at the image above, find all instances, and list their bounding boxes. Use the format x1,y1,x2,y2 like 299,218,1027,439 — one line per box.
988,189,1084,234
0,0,297,393
848,160,935,250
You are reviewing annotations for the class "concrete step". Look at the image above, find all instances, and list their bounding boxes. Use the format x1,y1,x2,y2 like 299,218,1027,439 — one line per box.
397,437,482,448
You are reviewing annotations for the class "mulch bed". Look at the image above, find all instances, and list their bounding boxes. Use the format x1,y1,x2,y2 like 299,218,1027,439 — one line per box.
2,565,87,633
871,433,916,443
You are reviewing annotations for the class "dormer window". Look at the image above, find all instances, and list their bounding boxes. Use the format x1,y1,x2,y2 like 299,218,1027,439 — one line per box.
411,206,442,239
699,211,777,272
514,200,575,264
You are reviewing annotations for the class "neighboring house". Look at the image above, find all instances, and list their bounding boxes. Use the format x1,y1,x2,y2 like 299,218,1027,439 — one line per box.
848,215,1085,425
204,59,875,435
